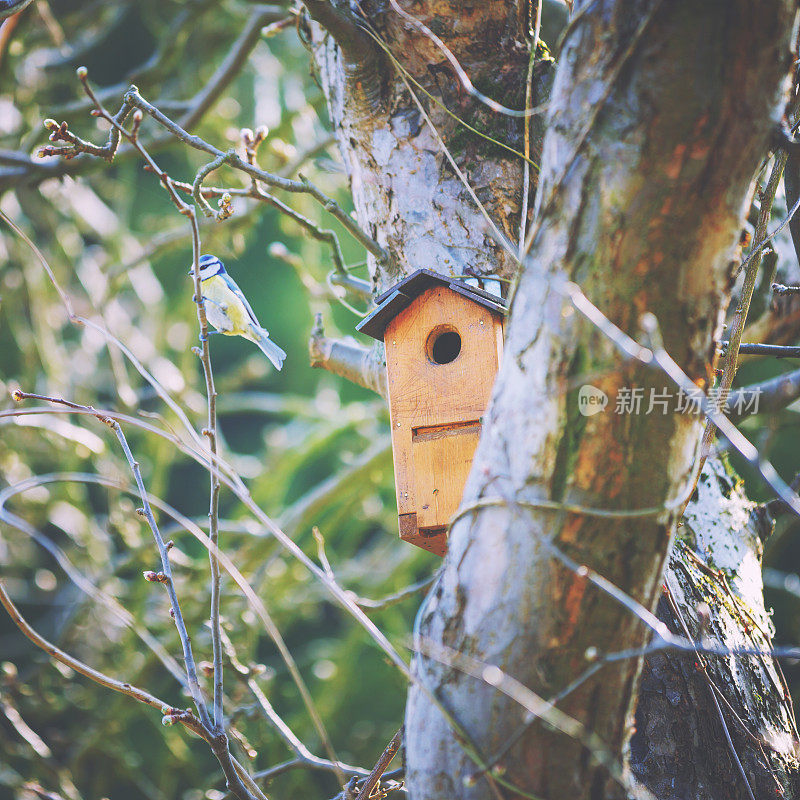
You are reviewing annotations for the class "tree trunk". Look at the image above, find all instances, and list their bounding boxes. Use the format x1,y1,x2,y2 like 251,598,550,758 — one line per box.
307,0,798,797
633,459,800,800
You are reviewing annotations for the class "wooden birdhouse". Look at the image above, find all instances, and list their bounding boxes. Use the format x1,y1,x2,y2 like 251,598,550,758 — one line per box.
357,269,506,556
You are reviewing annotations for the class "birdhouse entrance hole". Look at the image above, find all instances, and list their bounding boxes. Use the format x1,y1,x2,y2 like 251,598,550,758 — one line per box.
427,326,461,365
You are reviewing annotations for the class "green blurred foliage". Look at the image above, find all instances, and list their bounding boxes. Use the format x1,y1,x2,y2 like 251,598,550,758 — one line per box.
0,3,436,799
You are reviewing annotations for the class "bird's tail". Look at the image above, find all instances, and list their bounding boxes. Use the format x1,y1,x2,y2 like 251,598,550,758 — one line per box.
255,331,287,371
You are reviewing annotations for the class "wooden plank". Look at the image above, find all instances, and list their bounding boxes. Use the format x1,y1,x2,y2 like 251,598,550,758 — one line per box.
398,512,418,540
412,422,482,530
389,416,415,515
414,528,447,557
398,513,447,556
412,420,482,443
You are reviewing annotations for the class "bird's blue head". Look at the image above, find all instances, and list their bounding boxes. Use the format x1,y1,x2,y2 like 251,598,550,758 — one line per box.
189,254,226,280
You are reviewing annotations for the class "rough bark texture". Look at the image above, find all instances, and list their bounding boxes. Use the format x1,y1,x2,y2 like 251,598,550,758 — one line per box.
633,459,799,800
309,0,551,293
307,0,799,797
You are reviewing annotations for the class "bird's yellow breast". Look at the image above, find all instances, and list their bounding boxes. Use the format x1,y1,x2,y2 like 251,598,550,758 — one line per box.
201,275,256,338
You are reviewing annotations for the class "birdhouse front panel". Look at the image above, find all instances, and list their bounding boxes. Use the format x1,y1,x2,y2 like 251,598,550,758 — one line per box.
410,420,482,531
383,285,504,555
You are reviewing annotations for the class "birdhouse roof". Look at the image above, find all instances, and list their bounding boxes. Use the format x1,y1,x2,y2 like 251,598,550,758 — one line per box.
356,268,507,341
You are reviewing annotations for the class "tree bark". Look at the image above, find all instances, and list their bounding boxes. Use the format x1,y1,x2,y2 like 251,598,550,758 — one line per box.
632,458,799,800
307,0,798,797
308,0,550,291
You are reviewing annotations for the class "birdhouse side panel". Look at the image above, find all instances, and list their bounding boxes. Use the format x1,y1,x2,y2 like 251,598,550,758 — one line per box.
388,423,415,516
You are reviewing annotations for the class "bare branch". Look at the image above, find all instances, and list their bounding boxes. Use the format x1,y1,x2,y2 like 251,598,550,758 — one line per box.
354,727,403,800
328,270,372,301
723,341,800,358
220,630,351,786
354,576,437,611
0,472,188,685
173,177,351,275
309,314,387,397
38,101,132,161
11,390,213,729
0,582,208,739
705,127,800,455
727,367,800,421
121,87,390,262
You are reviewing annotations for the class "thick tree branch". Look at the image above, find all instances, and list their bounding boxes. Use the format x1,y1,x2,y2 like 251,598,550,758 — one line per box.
309,314,387,398
302,0,387,116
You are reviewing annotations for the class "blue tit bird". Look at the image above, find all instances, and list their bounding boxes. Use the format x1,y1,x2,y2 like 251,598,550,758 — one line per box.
190,254,286,370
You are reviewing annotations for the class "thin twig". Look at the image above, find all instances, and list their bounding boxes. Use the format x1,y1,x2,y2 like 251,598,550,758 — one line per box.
0,581,209,740
722,341,800,358
75,71,229,736
188,214,225,734
220,630,350,785
704,152,792,455
123,87,390,263
171,177,350,275
193,151,237,219
702,71,800,453
0,472,187,685
354,727,403,800
9,391,213,729
355,576,437,610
